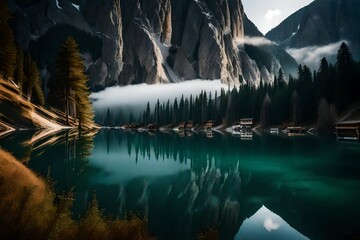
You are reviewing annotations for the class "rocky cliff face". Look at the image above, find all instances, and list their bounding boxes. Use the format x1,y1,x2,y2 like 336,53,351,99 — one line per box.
8,0,298,90
82,0,123,87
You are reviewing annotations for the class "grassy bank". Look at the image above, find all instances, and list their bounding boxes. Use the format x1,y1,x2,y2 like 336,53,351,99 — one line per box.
0,149,152,240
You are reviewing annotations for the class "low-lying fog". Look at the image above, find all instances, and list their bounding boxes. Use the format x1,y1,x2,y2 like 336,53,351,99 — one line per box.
90,80,228,123
286,40,347,70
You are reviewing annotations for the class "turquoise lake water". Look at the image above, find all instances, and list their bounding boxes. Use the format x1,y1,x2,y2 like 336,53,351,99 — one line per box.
1,130,360,239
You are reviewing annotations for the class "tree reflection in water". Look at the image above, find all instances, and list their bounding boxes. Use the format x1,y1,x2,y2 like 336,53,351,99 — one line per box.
1,130,359,240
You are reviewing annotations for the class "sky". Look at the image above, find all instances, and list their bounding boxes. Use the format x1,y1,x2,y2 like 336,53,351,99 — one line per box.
242,0,314,35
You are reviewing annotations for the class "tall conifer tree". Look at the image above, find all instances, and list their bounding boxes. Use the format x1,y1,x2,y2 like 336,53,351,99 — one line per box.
0,0,16,79
336,42,356,112
23,53,44,105
14,47,25,93
49,37,94,129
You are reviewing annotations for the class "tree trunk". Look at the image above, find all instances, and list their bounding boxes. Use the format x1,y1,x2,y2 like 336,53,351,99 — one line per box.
65,85,69,124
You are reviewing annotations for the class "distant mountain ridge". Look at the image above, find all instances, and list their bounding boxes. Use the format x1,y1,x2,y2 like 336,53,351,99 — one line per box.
7,0,298,91
266,0,360,59
243,14,298,81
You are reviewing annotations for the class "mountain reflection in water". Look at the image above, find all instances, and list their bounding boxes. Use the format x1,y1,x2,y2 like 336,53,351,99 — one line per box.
235,205,309,240
1,129,360,240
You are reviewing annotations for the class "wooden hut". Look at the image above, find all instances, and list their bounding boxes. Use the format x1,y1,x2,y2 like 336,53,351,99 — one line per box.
336,120,360,141
240,118,253,129
178,122,186,129
123,123,139,129
204,120,215,130
287,127,306,136
147,124,158,131
185,121,193,129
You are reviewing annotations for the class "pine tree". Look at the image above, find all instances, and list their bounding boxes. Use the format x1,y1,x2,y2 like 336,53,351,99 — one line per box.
317,57,331,102
189,95,194,121
48,37,94,129
14,47,25,94
220,89,227,122
30,59,45,105
145,102,150,124
173,98,178,123
23,53,45,105
165,100,170,124
179,95,185,121
207,92,213,121
335,42,356,112
23,53,34,100
184,98,189,121
273,74,278,90
155,99,160,124
0,0,17,79
277,68,286,89
296,65,315,123
129,112,135,123
201,91,207,123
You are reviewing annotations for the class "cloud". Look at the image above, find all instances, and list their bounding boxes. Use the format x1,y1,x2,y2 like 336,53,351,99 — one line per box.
235,36,274,46
263,217,280,232
286,40,346,70
90,80,227,114
264,9,282,21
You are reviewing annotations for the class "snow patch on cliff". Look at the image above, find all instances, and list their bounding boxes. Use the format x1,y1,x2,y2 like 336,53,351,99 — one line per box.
71,3,80,11
55,0,62,9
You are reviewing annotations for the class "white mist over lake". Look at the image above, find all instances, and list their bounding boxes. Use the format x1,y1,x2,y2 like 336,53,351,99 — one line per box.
90,80,228,114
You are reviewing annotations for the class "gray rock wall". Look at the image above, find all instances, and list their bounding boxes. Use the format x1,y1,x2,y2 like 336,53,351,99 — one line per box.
82,0,123,87
9,0,298,90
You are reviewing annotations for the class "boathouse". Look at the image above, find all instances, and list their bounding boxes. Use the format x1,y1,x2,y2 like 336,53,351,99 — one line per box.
147,124,158,131
287,127,306,136
185,121,193,129
178,122,185,129
240,118,253,129
336,120,360,141
204,120,215,129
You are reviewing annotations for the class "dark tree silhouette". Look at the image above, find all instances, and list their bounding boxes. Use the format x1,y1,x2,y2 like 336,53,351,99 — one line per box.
336,42,356,112
0,0,16,80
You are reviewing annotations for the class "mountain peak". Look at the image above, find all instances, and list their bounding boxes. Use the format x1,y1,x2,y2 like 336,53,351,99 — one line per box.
266,0,360,60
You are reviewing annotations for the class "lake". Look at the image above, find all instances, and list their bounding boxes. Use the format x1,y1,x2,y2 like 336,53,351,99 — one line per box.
1,129,360,240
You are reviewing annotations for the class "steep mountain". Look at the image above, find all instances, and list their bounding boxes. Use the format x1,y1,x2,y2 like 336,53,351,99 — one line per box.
243,14,298,83
266,0,360,59
8,0,298,90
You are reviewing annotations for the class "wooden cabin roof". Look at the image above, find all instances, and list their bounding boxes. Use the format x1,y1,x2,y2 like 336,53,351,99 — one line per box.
287,126,306,130
240,118,253,121
336,120,360,125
